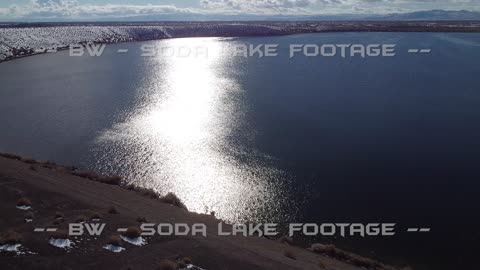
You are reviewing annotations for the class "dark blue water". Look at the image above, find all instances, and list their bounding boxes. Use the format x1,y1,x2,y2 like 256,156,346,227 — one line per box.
1,33,479,269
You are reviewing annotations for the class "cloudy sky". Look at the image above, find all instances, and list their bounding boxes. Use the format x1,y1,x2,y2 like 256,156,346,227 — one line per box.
0,0,478,21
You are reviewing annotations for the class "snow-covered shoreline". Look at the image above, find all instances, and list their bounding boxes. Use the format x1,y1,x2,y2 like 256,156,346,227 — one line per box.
1,21,479,63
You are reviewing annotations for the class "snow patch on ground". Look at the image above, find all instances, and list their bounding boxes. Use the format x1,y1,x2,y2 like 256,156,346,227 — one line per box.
0,243,21,252
103,244,125,253
120,235,146,246
49,238,73,249
16,205,31,210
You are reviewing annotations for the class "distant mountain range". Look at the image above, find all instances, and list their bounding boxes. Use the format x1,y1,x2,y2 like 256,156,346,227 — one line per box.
3,10,480,22
365,10,480,21
106,9,480,21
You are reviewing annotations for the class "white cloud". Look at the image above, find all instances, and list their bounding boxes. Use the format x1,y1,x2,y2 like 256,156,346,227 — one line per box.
0,0,478,19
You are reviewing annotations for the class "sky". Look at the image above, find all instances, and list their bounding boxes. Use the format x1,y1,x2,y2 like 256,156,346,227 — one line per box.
0,0,478,21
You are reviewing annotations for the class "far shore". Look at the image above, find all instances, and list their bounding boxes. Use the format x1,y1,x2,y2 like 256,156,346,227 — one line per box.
1,21,479,64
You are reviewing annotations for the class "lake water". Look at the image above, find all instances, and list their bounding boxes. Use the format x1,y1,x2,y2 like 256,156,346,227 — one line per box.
1,32,480,269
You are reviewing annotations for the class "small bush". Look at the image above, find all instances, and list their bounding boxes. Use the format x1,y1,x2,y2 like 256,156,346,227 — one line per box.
75,215,87,223
0,153,22,160
28,165,37,171
54,211,64,219
278,235,293,245
182,257,192,264
123,226,142,239
157,260,177,270
126,184,136,190
71,171,99,180
90,212,102,220
137,187,159,199
160,193,187,210
25,212,34,219
108,206,118,214
136,216,147,223
52,220,62,225
284,249,296,260
41,161,57,169
318,261,326,269
107,235,122,246
98,176,122,185
311,243,384,269
16,197,32,207
22,158,37,164
50,230,69,240
0,231,22,245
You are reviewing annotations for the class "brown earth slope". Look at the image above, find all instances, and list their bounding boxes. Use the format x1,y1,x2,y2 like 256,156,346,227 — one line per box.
0,156,390,270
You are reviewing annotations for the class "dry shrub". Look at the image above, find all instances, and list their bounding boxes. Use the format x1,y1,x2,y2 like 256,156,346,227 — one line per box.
182,257,192,264
28,165,37,171
98,175,122,185
136,187,159,199
71,171,122,185
283,249,296,260
126,184,136,190
71,171,99,180
22,158,37,164
160,192,187,210
50,230,69,240
0,231,22,245
108,206,119,214
16,197,32,207
54,211,64,219
123,226,142,239
278,235,294,245
75,215,87,223
157,260,177,270
311,243,384,269
90,212,102,220
0,153,22,160
136,216,147,223
41,161,57,169
107,235,122,246
318,261,327,269
25,211,34,219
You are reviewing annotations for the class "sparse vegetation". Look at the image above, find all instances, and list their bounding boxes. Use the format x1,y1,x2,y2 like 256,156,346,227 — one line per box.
0,231,22,245
41,161,57,169
108,206,118,214
75,215,87,223
123,226,142,239
0,153,22,160
135,187,159,199
98,175,122,185
25,211,34,219
311,243,389,269
54,211,64,219
160,192,187,210
22,157,37,164
16,197,32,207
136,216,147,223
318,261,326,269
283,249,296,260
89,212,102,220
71,171,122,185
278,235,293,245
107,235,123,246
157,260,177,270
50,230,69,240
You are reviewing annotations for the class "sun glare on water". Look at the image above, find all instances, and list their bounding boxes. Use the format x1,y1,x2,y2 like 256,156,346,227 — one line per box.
93,38,291,223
